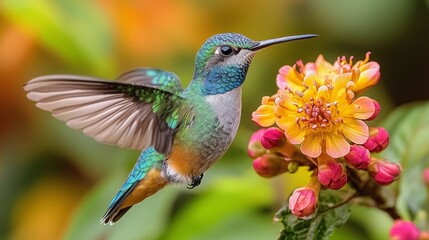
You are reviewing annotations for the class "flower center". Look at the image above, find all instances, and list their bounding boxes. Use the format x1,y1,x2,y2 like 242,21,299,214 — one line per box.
295,97,341,131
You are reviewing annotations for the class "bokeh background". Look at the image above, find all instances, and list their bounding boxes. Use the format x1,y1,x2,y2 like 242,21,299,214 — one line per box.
0,0,428,239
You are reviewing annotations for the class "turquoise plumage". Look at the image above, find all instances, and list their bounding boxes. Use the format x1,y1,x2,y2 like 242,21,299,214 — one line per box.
102,147,165,223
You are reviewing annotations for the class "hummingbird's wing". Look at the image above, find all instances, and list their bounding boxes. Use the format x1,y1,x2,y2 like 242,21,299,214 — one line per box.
24,69,193,154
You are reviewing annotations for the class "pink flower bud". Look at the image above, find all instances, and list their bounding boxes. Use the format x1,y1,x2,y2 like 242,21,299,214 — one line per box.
253,155,288,178
260,127,286,149
390,220,420,240
423,168,429,187
368,158,401,186
363,127,389,152
248,129,267,158
318,160,347,190
344,145,370,170
366,99,381,121
288,187,318,218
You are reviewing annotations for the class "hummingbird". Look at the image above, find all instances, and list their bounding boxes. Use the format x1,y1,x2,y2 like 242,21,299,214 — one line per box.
24,32,317,225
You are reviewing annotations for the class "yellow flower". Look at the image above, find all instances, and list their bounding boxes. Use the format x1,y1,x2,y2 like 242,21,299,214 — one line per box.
277,52,380,94
252,94,277,127
253,54,380,158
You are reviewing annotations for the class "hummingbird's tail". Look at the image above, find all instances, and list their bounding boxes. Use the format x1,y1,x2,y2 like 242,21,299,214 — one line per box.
101,147,168,225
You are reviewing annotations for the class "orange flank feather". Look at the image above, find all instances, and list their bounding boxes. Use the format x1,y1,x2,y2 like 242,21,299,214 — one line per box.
120,169,168,209
167,145,205,179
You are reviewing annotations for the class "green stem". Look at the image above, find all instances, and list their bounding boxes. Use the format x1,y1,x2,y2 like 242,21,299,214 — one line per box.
347,167,401,220
318,191,357,214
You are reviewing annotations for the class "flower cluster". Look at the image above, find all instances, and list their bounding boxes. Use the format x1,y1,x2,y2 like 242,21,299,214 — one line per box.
249,53,401,218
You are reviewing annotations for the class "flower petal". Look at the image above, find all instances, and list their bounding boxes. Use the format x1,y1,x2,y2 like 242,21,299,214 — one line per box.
300,133,322,158
352,53,380,92
342,119,369,144
303,73,325,88
278,117,305,144
325,133,350,158
317,85,329,101
352,96,375,119
276,91,297,111
252,108,277,127
330,73,351,101
312,54,335,75
252,96,277,127
277,65,304,91
276,65,289,89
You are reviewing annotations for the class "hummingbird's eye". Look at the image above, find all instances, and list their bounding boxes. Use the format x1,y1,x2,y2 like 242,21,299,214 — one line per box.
218,45,234,56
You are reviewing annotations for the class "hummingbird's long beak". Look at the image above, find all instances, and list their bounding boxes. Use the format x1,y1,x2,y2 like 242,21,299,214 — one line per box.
251,34,318,51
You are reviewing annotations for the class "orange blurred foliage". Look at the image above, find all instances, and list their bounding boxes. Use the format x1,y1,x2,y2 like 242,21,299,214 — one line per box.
0,25,36,139
99,0,205,57
10,176,86,240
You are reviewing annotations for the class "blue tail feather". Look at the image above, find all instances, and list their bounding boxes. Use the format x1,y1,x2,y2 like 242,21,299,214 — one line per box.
101,147,165,225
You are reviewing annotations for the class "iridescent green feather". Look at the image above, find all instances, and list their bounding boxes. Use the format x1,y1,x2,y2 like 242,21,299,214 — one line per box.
116,82,191,129
117,68,183,95
115,68,193,129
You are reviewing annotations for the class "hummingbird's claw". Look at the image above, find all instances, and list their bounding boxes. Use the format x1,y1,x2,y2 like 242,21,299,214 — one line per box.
187,173,204,189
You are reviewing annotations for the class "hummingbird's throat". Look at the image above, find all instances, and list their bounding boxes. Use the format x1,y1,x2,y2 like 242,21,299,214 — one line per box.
201,64,250,95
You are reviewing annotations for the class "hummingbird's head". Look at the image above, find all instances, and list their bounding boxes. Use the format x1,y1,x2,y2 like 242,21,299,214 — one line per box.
194,33,257,77
193,33,317,95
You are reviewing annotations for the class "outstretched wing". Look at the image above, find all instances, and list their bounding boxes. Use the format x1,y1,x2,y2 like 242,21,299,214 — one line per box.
23,69,193,154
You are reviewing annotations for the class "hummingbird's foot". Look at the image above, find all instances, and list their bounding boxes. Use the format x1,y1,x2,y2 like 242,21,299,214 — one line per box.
187,173,204,189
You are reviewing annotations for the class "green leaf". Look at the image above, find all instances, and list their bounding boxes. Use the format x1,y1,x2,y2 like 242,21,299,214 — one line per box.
378,101,429,220
276,191,350,240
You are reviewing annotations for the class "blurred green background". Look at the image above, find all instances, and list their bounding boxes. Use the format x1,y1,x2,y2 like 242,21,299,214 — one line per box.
0,0,428,239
